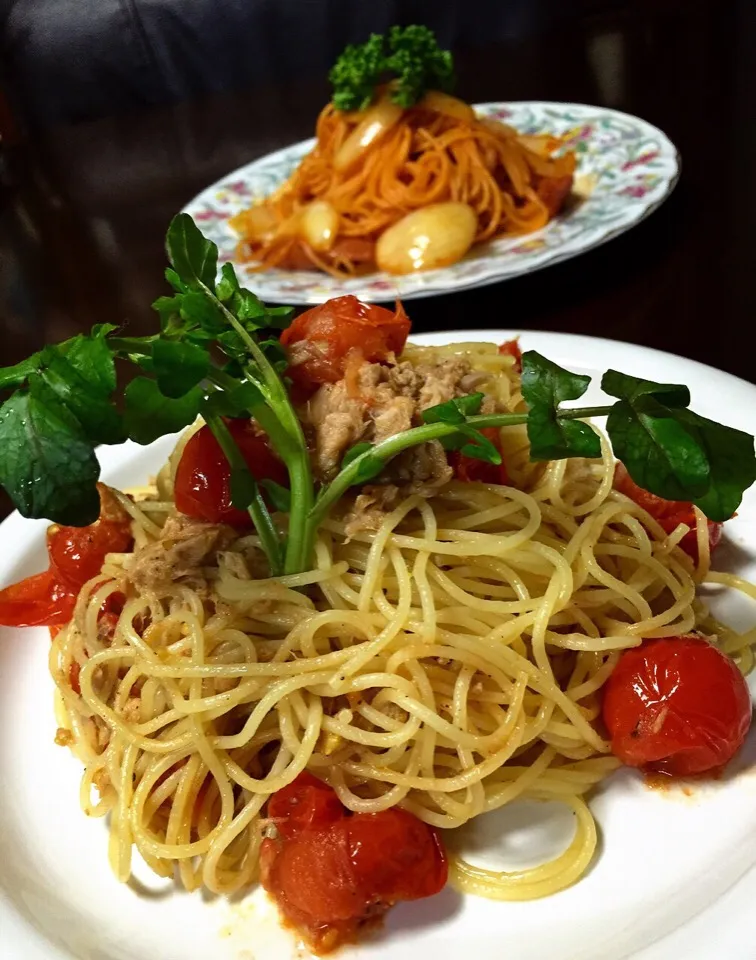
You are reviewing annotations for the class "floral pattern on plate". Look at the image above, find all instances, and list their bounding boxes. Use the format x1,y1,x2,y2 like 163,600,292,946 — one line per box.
182,101,679,304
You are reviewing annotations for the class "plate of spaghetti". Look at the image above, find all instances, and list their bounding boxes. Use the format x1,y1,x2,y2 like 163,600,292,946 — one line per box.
182,27,679,304
1,216,756,960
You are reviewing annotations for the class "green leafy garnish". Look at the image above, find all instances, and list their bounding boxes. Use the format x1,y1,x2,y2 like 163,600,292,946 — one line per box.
329,25,454,111
1,213,753,582
521,352,601,460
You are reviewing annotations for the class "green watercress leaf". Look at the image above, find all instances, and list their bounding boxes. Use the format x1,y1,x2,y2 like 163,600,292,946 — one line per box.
521,351,601,460
124,377,204,444
0,389,100,525
261,479,292,512
166,213,218,291
152,339,210,399
601,370,690,409
422,393,485,425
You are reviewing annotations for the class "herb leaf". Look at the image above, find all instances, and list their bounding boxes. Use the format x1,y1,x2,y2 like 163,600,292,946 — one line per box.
679,411,756,521
261,479,292,513
124,378,203,445
152,340,210,399
0,390,100,525
34,347,125,446
602,370,690,409
422,393,485,425
521,351,601,460
606,397,711,501
0,355,43,392
166,213,218,291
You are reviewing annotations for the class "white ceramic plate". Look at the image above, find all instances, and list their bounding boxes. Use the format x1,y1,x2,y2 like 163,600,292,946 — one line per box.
182,102,679,304
2,332,755,960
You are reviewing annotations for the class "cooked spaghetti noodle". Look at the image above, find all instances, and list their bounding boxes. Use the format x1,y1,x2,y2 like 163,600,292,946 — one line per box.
230,97,576,277
47,342,755,907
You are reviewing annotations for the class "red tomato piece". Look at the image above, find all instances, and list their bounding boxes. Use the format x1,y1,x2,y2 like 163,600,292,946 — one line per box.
174,419,288,527
268,771,344,839
0,485,133,630
280,295,411,393
614,463,724,561
48,517,133,589
603,634,752,776
498,338,523,371
451,427,510,485
0,570,77,627
344,807,448,902
262,773,448,953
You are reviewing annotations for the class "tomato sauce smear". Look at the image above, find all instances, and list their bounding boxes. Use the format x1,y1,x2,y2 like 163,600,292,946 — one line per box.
261,772,448,954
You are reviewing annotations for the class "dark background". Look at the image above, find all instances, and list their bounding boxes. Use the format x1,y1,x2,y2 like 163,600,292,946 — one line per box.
0,0,753,515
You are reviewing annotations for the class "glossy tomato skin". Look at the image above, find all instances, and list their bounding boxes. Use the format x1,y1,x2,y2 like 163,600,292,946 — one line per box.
344,807,448,902
0,485,133,628
603,635,752,776
0,570,78,627
280,295,411,393
174,420,288,527
47,515,133,588
267,770,343,839
614,463,724,561
261,772,448,953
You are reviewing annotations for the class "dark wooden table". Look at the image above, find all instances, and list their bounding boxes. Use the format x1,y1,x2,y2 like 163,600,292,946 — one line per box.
0,0,753,518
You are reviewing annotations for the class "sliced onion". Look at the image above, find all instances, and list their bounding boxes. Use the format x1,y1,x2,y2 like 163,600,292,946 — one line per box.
300,200,340,252
419,90,475,123
334,99,404,172
376,202,478,275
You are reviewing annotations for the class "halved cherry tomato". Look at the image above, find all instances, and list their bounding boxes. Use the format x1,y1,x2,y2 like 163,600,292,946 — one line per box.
343,807,448,902
280,295,411,393
0,486,132,629
451,427,510,485
261,772,447,953
268,770,343,839
603,634,752,776
0,570,78,627
174,419,288,527
498,338,523,371
614,463,724,561
48,516,133,588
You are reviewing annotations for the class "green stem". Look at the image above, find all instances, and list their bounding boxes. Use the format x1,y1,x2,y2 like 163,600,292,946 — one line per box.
204,413,283,577
304,406,614,549
559,405,613,420
203,288,314,575
306,420,466,543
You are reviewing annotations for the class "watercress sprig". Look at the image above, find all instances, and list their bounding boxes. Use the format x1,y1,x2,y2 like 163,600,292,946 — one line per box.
0,214,752,582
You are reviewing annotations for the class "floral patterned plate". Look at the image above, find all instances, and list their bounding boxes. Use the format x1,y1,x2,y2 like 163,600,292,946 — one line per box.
182,101,679,304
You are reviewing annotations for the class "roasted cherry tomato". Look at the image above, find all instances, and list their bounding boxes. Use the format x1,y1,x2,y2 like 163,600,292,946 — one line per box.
0,570,78,627
47,516,133,588
614,463,724,561
267,770,343,839
603,634,752,776
0,485,132,629
174,419,288,527
280,295,411,393
451,427,510,485
261,772,447,953
498,338,523,371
